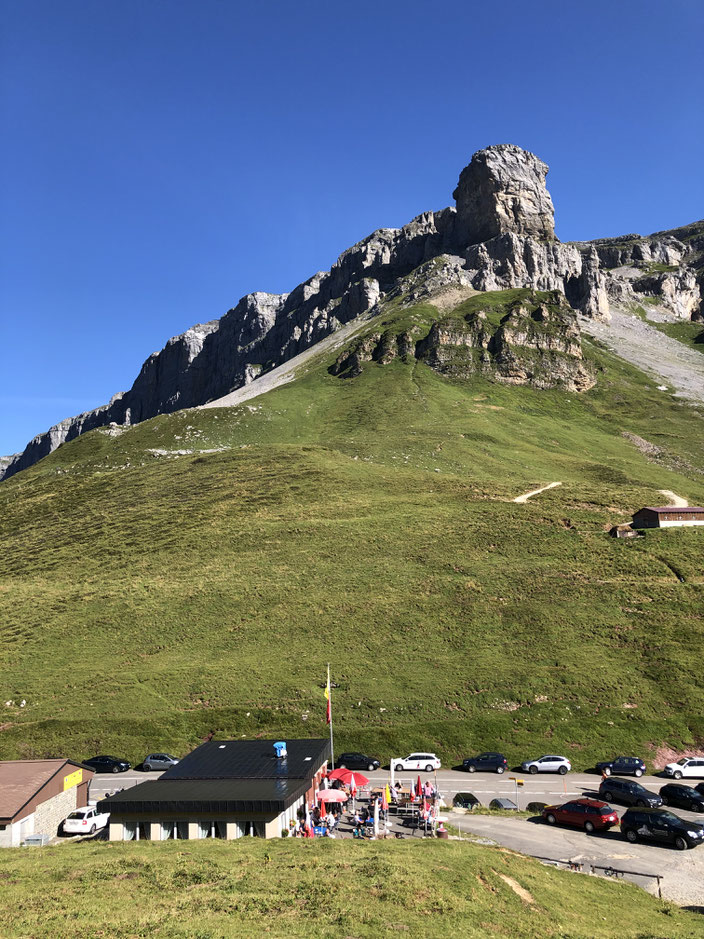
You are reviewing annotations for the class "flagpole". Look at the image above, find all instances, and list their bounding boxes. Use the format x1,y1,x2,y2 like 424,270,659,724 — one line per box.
327,663,335,770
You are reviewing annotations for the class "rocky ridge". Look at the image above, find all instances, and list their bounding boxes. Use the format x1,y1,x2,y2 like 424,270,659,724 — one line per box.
2,145,701,481
329,289,595,393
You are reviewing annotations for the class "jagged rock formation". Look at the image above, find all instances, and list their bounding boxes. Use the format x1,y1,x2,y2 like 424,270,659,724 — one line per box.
453,144,555,244
2,146,700,481
585,224,703,321
330,290,595,393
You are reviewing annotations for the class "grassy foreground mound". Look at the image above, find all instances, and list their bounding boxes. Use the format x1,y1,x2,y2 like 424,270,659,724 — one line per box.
1,289,704,766
0,839,702,938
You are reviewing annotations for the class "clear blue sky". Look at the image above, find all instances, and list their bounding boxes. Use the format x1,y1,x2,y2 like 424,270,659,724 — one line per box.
1,0,703,456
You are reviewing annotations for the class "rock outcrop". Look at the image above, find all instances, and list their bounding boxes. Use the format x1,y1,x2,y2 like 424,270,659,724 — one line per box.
453,144,555,245
330,290,594,393
586,226,703,321
2,146,699,481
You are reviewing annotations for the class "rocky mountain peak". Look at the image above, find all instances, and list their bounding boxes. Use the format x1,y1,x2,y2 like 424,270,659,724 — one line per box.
453,144,555,245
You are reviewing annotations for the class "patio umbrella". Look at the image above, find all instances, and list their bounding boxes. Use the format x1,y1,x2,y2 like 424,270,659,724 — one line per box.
328,769,369,787
317,789,348,804
373,796,379,837
416,775,422,800
409,780,415,800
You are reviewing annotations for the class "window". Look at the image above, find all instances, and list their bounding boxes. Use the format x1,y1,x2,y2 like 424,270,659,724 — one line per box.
198,821,213,839
123,821,136,841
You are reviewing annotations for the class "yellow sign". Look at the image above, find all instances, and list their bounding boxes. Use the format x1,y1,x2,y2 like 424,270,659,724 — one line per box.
63,769,82,792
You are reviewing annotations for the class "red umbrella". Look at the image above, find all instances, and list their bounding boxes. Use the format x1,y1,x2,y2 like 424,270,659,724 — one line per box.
328,768,369,787
317,789,349,803
416,775,422,799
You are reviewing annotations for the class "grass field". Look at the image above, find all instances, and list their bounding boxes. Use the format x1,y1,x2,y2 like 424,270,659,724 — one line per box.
1,289,704,769
0,839,702,938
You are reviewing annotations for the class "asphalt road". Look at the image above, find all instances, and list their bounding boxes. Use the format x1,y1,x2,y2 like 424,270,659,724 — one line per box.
449,812,704,907
89,767,700,810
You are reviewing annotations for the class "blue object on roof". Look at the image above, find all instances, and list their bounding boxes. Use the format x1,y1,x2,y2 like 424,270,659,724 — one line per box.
274,742,287,759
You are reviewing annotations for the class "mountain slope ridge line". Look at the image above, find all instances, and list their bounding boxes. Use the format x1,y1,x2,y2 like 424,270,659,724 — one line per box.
3,144,701,480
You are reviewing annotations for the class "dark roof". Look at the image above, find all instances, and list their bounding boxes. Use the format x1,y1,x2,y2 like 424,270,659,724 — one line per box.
636,506,704,514
98,777,311,815
162,738,328,781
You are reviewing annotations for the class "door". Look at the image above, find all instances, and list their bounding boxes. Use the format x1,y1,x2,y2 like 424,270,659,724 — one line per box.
563,803,584,826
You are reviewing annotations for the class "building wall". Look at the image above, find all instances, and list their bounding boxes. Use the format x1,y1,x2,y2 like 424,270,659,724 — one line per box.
34,787,80,839
107,809,291,841
660,519,704,528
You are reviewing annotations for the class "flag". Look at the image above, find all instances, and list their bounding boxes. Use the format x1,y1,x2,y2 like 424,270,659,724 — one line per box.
324,674,331,725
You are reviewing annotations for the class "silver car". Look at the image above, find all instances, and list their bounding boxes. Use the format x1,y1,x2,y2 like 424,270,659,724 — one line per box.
143,752,180,772
521,754,571,775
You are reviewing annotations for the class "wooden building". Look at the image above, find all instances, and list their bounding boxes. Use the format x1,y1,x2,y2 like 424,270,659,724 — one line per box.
100,738,329,841
0,759,94,846
632,506,704,529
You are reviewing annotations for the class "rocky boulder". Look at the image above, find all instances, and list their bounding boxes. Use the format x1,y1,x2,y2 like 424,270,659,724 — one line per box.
453,144,555,246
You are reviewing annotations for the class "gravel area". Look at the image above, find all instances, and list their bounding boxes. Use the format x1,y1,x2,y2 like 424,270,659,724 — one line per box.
581,310,704,405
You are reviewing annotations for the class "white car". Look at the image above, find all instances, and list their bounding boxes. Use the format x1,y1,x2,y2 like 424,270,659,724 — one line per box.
664,757,704,779
393,753,441,772
62,805,110,835
521,754,571,775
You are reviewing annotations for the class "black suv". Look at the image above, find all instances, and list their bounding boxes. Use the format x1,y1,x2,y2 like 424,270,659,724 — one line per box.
336,752,380,771
620,808,704,850
660,784,704,812
595,756,646,777
463,752,508,774
598,777,662,808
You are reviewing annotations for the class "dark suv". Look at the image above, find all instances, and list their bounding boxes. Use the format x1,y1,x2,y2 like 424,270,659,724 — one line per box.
463,752,508,774
660,784,704,812
595,756,646,777
620,808,704,850
598,777,662,808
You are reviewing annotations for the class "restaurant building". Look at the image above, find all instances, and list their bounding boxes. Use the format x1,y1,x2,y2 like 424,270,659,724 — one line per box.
0,759,94,846
99,738,329,841
632,506,704,529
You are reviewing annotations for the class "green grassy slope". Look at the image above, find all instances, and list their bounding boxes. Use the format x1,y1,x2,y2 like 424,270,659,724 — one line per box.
1,290,704,768
1,840,702,939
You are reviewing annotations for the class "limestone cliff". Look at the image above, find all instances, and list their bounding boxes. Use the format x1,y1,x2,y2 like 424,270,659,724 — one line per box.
2,146,699,480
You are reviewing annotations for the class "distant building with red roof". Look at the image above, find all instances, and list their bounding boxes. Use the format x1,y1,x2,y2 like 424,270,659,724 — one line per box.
632,507,704,529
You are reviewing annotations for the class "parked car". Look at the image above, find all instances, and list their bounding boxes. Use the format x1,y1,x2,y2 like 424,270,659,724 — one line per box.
521,755,571,775
598,777,662,808
336,752,380,771
660,784,704,812
595,756,646,777
143,753,180,772
663,757,704,780
62,805,110,835
82,755,130,774
453,791,481,810
393,753,441,772
620,807,704,850
542,798,619,833
463,752,508,774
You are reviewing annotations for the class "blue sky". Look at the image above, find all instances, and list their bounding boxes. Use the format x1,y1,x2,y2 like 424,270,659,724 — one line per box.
1,0,703,456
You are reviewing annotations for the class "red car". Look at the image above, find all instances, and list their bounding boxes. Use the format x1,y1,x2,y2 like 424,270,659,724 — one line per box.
542,798,619,833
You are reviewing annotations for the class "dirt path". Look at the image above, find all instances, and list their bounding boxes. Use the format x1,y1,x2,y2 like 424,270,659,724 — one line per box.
513,481,562,503
658,489,689,507
580,309,704,405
